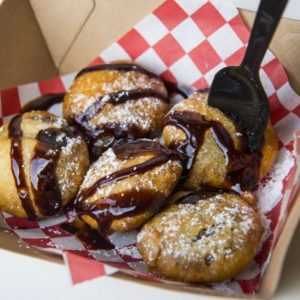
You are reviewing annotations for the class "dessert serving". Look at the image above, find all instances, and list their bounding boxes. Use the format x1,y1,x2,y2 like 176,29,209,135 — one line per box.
0,60,278,284
1,0,299,295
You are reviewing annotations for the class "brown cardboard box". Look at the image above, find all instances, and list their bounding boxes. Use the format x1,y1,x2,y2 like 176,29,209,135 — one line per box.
0,0,299,298
1,0,300,93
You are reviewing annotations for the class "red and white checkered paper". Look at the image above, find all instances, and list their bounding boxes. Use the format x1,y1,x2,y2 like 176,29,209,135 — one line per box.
1,0,300,294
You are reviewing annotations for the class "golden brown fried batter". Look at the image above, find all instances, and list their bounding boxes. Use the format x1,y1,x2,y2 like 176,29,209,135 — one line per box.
163,91,277,190
0,111,89,219
63,62,169,148
137,191,264,283
76,140,182,233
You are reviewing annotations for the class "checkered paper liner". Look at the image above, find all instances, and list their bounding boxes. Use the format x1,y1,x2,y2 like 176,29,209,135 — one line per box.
1,0,300,295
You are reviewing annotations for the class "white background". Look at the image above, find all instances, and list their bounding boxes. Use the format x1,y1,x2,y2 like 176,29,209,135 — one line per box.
0,224,299,300
1,1,300,299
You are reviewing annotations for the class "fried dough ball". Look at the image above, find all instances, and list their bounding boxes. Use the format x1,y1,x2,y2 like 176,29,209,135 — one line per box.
137,191,264,283
75,139,182,233
0,111,89,219
63,63,169,154
162,91,277,190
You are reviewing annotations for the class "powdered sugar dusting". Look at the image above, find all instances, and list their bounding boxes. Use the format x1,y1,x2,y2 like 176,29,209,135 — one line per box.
99,71,162,94
59,134,85,192
36,121,87,194
80,145,181,200
93,97,164,132
72,93,97,113
81,148,121,190
66,67,169,140
139,195,262,269
52,117,67,128
69,70,166,117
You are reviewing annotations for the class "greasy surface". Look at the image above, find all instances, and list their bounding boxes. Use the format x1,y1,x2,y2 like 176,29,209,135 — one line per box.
137,192,264,283
0,111,89,218
77,144,182,232
163,92,278,190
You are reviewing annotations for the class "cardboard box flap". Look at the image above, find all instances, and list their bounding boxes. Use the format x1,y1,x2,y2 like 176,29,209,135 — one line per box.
55,1,300,94
2,0,299,95
0,0,57,89
29,0,95,69
58,0,163,74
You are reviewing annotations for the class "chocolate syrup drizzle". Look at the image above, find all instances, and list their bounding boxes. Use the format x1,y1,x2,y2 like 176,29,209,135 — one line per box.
30,143,62,216
75,63,163,81
164,111,261,190
8,115,80,219
74,88,169,156
9,115,37,219
75,139,179,246
76,62,201,99
21,93,65,113
70,64,169,158
75,89,168,128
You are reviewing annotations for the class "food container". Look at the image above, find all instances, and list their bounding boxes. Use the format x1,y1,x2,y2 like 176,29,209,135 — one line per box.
0,0,300,298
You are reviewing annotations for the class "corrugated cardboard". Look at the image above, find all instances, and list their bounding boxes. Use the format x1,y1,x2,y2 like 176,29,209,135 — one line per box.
0,0,299,297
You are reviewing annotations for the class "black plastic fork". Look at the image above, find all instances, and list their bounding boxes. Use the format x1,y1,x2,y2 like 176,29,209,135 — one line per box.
207,0,288,152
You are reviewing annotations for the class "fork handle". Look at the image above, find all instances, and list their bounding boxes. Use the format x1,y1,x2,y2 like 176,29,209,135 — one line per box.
241,0,288,74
